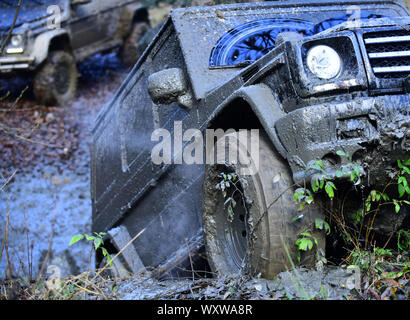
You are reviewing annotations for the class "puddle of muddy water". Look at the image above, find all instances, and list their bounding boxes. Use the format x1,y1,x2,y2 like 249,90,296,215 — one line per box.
0,52,128,280
0,165,92,278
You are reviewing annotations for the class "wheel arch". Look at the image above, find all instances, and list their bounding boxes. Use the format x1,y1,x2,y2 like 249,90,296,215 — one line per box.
117,4,150,39
207,83,288,160
31,30,72,67
131,7,149,25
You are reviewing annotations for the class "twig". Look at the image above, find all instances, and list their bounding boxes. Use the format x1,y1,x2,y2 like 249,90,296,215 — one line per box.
0,91,10,101
250,184,297,238
364,180,395,249
382,224,400,249
0,106,40,112
34,201,57,288
0,125,62,149
5,199,14,279
0,170,17,192
0,86,29,112
0,198,10,266
23,209,32,282
87,246,93,273
0,0,22,55
91,228,146,282
73,280,108,300
9,86,29,111
185,238,195,281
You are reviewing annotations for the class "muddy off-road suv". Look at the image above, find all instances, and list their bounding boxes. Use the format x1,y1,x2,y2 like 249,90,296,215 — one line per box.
91,0,410,279
0,0,149,105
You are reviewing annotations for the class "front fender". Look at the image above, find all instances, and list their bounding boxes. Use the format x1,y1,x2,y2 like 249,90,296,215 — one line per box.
210,84,288,159
31,29,71,65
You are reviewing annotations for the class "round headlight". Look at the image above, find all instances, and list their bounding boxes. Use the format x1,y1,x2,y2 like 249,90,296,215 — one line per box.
306,45,341,80
11,34,23,47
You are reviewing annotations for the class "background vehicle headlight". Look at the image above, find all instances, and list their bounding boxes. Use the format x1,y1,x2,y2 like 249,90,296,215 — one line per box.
306,45,341,80
11,34,23,47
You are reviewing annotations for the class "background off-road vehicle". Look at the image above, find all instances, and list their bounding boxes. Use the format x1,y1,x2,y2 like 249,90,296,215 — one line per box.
91,0,410,279
0,0,149,105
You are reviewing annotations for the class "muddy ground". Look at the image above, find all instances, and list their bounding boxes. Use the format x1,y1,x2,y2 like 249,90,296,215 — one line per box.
0,49,374,300
0,3,179,284
0,2,409,300
53,267,354,300
0,52,128,280
0,40,359,301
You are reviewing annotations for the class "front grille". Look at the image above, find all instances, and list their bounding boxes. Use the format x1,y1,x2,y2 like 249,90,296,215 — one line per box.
364,29,410,79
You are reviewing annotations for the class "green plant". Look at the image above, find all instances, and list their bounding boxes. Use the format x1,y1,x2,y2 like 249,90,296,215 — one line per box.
314,218,331,235
351,209,364,225
360,159,409,248
364,159,410,213
294,232,318,263
397,159,410,196
215,172,245,222
334,150,362,185
69,232,113,267
347,246,409,299
292,153,410,272
293,187,314,212
373,247,392,257
296,154,409,234
306,159,337,198
397,229,410,253
292,152,355,259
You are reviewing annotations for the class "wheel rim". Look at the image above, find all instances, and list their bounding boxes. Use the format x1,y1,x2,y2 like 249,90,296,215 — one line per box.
203,164,254,274
54,63,70,95
220,186,249,269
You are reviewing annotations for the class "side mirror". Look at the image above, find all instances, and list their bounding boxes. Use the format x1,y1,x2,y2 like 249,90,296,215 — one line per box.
148,68,193,109
71,0,91,7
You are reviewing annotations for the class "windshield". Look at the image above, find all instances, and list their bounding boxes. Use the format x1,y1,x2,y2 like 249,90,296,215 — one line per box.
0,0,67,32
209,12,387,67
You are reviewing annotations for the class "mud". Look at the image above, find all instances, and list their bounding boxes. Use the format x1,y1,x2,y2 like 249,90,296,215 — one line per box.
359,100,410,188
0,50,361,299
80,266,356,300
0,52,127,279
1,1,408,300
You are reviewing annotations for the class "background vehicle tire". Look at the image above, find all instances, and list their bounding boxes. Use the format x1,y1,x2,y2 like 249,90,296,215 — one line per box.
120,22,150,67
202,131,325,279
33,50,78,106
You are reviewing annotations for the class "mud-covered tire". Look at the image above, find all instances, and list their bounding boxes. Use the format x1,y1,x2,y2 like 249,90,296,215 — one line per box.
33,50,78,106
202,131,325,279
120,22,149,67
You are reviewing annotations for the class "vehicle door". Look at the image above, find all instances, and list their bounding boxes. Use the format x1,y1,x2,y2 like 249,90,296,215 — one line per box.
67,0,116,50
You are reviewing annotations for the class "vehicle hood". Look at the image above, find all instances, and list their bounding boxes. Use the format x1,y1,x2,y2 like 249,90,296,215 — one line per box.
318,16,410,36
0,1,66,32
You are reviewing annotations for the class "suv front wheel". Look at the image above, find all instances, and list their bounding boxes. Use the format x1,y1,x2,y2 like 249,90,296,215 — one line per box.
33,50,78,106
202,131,325,279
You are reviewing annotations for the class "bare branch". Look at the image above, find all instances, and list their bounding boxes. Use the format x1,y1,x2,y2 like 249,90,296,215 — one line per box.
0,169,17,192
0,0,23,55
